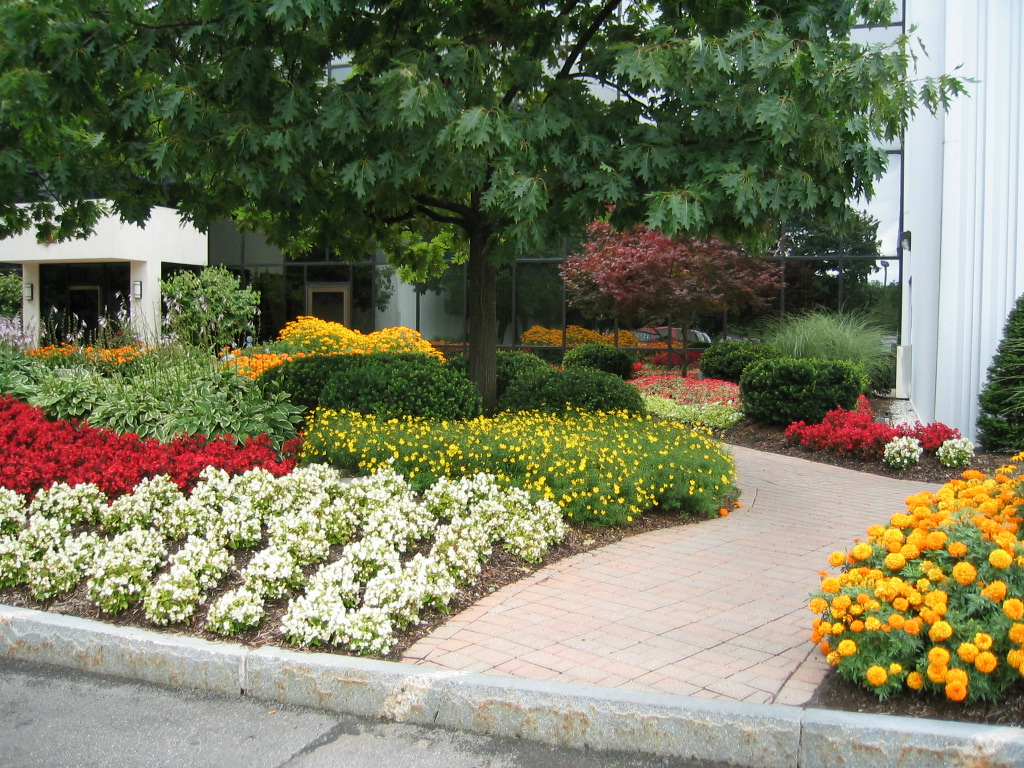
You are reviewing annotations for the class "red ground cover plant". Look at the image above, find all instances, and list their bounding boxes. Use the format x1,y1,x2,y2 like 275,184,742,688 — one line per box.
630,368,739,406
0,396,297,499
785,397,961,460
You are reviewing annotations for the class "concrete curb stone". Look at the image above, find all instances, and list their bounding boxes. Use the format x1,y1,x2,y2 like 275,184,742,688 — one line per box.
4,603,1024,768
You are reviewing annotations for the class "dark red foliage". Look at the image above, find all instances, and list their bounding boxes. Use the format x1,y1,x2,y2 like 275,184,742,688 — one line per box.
785,399,961,460
0,396,296,499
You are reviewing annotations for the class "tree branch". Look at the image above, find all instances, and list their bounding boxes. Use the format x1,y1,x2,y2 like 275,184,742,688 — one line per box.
413,194,475,220
555,0,622,80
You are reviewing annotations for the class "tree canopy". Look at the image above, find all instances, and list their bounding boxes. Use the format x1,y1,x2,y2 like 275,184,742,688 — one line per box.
0,0,963,408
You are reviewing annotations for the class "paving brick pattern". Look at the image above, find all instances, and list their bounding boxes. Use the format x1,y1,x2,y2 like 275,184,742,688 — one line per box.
402,446,938,705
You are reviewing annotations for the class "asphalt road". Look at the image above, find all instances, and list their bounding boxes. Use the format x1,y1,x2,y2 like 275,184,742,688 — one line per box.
0,657,721,768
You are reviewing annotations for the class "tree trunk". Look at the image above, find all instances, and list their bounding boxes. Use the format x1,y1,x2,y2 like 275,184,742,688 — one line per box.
467,229,498,413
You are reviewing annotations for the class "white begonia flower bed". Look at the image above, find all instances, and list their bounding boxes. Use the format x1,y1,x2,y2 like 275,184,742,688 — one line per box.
0,463,566,655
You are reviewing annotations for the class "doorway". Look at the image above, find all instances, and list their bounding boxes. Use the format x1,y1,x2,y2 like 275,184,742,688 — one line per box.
306,284,350,326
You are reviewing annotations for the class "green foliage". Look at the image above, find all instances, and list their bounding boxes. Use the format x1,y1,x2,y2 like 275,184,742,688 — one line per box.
978,293,1024,451
0,343,44,399
498,367,645,415
161,266,260,351
642,395,743,431
444,350,549,400
28,346,302,446
563,343,636,380
739,357,862,425
0,272,21,316
698,340,785,383
318,355,482,421
758,310,894,393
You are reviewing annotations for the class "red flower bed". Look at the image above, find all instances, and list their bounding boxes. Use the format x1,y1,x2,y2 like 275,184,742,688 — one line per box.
785,398,960,460
0,396,297,499
631,369,739,406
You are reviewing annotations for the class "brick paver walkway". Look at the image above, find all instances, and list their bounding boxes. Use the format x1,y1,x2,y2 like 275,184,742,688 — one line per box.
402,446,938,705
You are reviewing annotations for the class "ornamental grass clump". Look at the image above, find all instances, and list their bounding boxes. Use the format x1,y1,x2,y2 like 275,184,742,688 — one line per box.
809,456,1024,704
300,408,736,525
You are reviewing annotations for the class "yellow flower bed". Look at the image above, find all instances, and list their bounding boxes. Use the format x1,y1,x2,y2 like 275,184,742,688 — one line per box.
810,455,1024,703
276,317,443,359
301,408,736,526
521,324,638,348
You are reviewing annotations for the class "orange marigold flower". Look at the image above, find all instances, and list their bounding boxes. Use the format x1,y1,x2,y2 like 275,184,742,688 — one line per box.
1009,623,1024,645
947,541,968,558
900,544,921,560
1008,649,1024,670
837,639,857,657
893,597,910,612
828,551,847,567
924,531,948,550
927,664,948,684
850,543,874,561
929,621,954,642
957,642,979,664
952,562,977,586
906,671,925,690
866,666,888,687
884,552,907,571
982,581,1008,602
808,598,829,614
889,613,906,629
849,620,865,632
821,577,841,594
975,651,998,674
974,633,994,651
1003,599,1024,621
945,680,968,702
929,646,951,666
903,618,922,635
946,667,969,686
990,548,1013,569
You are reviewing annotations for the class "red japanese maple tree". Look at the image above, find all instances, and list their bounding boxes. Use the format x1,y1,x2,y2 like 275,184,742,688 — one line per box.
561,221,781,356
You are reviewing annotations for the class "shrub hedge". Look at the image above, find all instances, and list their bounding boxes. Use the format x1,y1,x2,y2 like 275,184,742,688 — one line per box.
739,357,862,425
699,340,784,383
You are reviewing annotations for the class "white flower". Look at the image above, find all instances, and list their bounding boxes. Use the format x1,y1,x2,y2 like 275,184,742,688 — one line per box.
937,437,976,468
883,436,923,469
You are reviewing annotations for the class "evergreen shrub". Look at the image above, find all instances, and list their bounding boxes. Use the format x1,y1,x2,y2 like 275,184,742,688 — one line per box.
444,350,549,400
740,357,862,425
699,340,784,383
562,343,635,380
977,292,1024,451
498,367,644,414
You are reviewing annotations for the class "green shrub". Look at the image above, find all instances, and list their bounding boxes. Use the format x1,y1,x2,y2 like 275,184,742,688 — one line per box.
563,343,635,380
739,356,862,425
977,292,1024,451
444,350,549,400
318,355,481,420
161,266,260,351
260,352,442,414
0,272,21,317
498,367,645,415
758,310,894,393
698,340,784,383
0,343,45,399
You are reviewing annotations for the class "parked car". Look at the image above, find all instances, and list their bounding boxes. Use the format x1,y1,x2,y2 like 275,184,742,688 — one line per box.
634,327,712,345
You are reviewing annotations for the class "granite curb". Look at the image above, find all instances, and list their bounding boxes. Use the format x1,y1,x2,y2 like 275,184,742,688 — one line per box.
3,604,1023,768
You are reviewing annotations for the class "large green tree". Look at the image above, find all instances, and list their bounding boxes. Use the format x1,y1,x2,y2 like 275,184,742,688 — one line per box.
0,0,962,409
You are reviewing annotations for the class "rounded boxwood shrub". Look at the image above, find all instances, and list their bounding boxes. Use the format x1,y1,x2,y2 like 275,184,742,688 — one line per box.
562,343,635,380
699,340,784,383
319,355,482,420
444,350,550,400
497,366,645,415
739,357,862,425
259,353,447,414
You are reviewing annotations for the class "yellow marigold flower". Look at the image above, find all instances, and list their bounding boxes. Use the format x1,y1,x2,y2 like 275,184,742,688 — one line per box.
850,543,874,561
826,651,841,667
929,621,954,642
929,646,952,666
925,531,948,550
820,577,841,594
906,671,924,690
832,622,845,635
1008,649,1024,670
889,663,903,676
952,561,977,586
837,639,857,657
808,598,828,614
889,514,913,530
975,651,998,674
885,552,907,571
1003,599,1024,621
866,666,888,687
974,633,994,651
947,541,968,558
900,543,921,561
990,548,1013,569
864,616,882,632
957,642,979,664
867,525,887,539
926,568,946,584
945,680,968,702
924,590,948,609
927,664,948,684
828,550,847,567
1010,623,1024,645
946,667,969,686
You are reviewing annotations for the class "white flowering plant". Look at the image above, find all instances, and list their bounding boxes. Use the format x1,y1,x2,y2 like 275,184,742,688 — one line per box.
883,436,924,469
936,437,976,468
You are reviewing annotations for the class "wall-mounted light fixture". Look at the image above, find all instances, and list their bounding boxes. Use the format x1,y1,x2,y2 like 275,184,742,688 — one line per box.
900,231,912,252
22,283,32,302
132,281,143,300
